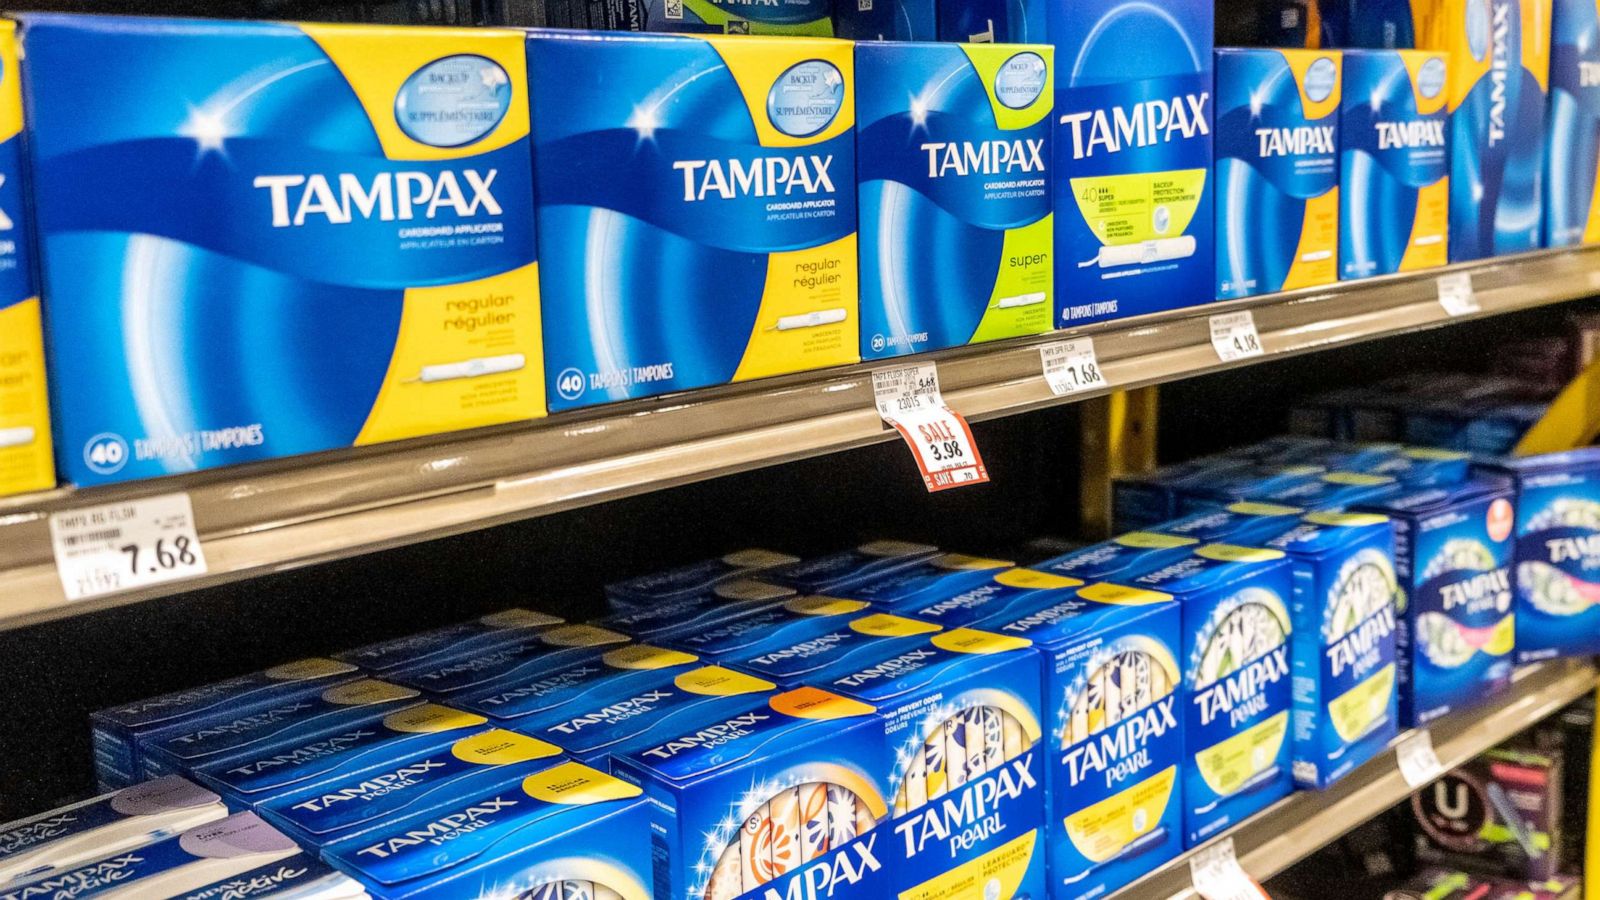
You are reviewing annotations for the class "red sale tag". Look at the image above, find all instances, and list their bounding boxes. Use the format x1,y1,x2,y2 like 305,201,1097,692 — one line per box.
872,364,989,492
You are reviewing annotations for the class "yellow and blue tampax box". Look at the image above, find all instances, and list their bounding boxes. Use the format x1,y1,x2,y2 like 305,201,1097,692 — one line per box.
728,611,946,687
335,608,565,676
447,643,703,729
1131,545,1295,847
527,31,859,411
855,42,1054,360
766,541,943,595
1546,0,1600,246
17,15,545,487
92,657,362,790
139,679,426,782
1434,0,1551,259
324,760,653,900
1340,49,1450,278
1263,512,1402,790
1033,532,1203,583
256,722,565,849
668,595,875,662
599,580,797,645
969,582,1184,899
605,548,801,612
0,21,50,499
1154,501,1309,545
382,623,631,697
904,567,1084,628
611,686,894,900
808,628,1047,899
1215,48,1342,299
838,552,1015,609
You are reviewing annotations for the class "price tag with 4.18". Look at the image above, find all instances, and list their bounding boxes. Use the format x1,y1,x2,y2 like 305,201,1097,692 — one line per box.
50,493,209,601
1210,311,1264,363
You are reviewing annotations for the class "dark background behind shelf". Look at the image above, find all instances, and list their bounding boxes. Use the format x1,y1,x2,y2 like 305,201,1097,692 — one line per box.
0,305,1569,820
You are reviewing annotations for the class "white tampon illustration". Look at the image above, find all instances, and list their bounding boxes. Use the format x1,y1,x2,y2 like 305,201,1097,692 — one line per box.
769,308,849,331
413,353,526,383
990,292,1047,310
1080,236,1198,268
0,426,34,449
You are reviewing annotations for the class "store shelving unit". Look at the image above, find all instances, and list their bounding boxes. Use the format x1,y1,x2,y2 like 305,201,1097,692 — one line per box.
1107,659,1600,899
2,246,1598,629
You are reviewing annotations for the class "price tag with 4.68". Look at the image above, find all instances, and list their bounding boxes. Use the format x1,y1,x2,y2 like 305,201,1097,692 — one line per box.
50,493,209,601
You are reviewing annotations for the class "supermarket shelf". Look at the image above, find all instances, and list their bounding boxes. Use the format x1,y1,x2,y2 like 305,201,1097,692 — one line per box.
1108,658,1600,900
2,246,1599,628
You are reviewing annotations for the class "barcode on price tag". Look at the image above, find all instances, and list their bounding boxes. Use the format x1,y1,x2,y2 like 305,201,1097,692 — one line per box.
1189,838,1268,900
872,363,989,492
1041,338,1108,396
1396,729,1444,788
50,493,208,601
1210,311,1264,363
1437,272,1479,316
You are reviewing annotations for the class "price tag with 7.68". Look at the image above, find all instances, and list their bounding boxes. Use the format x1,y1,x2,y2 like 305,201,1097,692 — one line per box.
50,493,209,601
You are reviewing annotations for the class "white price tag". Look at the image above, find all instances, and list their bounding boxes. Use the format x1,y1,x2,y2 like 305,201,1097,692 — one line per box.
51,493,208,601
1437,272,1479,317
1041,338,1108,396
1210,311,1264,363
1396,729,1444,788
872,363,989,492
1188,838,1268,900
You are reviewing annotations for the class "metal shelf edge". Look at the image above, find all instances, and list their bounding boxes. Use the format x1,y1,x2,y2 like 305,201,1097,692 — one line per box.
2,247,1597,627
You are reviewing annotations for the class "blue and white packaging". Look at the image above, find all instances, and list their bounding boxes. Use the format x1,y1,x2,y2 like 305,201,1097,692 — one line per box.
902,566,1084,627
1480,449,1600,661
1215,48,1341,299
1172,463,1329,513
1111,458,1255,530
727,611,944,686
323,760,652,900
1436,0,1552,260
528,31,859,411
667,595,873,661
811,629,1047,898
171,854,367,900
597,580,795,644
970,583,1185,899
93,658,361,790
856,42,1054,360
604,548,800,611
837,552,1014,608
509,664,779,766
334,609,565,675
383,623,630,697
1051,0,1215,325
1258,471,1402,510
1357,479,1517,726
938,0,1044,42
1155,501,1308,545
190,702,503,806
1264,511,1401,789
0,813,302,900
766,540,942,594
448,644,702,727
1366,446,1472,488
1033,531,1202,583
1340,49,1450,278
610,686,894,900
1133,545,1295,847
18,15,547,487
140,679,425,781
0,776,227,886
258,728,564,848
1546,0,1600,246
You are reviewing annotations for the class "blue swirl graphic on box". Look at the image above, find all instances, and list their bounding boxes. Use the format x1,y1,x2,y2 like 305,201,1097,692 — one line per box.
1407,535,1513,723
1545,0,1600,246
20,16,539,486
857,44,1052,360
1515,495,1600,658
529,31,858,411
1444,0,1550,260
1339,50,1449,279
1214,49,1340,299
1052,0,1213,326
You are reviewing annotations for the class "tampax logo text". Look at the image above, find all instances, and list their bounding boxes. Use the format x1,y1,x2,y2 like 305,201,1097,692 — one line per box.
1195,647,1289,728
1058,94,1210,160
1547,534,1600,566
1327,606,1396,678
290,760,448,813
0,813,77,853
0,855,143,900
639,711,769,759
546,690,674,734
1488,0,1512,147
760,832,882,900
1440,569,1511,611
920,139,1046,178
186,864,311,900
894,754,1037,859
224,729,376,776
831,649,939,688
253,170,502,227
355,798,518,858
167,702,314,745
1375,120,1446,150
1256,125,1335,157
673,156,837,202
1063,696,1178,789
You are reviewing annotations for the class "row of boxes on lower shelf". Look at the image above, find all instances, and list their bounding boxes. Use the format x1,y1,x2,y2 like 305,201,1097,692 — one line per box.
6,437,1596,899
